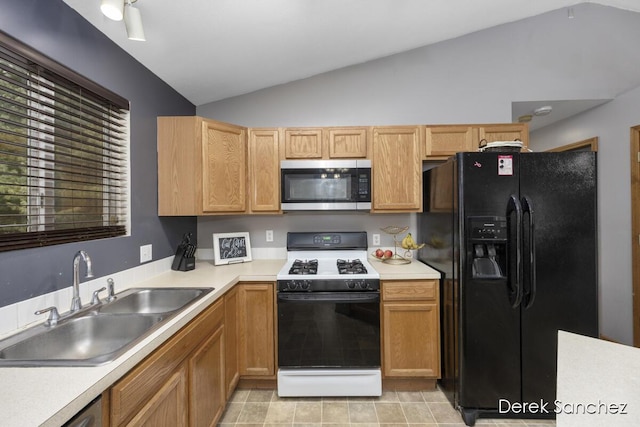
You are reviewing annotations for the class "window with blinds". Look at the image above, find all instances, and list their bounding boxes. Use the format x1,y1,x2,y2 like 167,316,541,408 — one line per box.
0,31,129,252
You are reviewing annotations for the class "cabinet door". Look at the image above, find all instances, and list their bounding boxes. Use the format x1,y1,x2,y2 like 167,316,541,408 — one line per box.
110,298,225,426
326,127,368,158
238,283,275,376
284,128,323,159
189,323,225,427
371,126,422,212
157,116,202,216
248,129,280,212
382,302,440,378
202,120,246,212
224,286,240,399
126,366,188,427
477,123,529,149
424,126,475,159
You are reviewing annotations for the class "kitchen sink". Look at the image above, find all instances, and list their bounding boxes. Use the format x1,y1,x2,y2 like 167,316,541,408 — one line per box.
0,314,164,366
0,287,214,367
97,287,211,314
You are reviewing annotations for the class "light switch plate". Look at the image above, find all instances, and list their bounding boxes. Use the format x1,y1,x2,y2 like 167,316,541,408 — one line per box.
140,244,152,263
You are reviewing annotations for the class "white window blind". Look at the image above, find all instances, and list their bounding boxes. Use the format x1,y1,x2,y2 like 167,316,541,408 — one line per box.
0,31,129,252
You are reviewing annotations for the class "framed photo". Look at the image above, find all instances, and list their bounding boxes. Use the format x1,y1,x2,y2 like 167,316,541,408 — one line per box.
213,232,252,265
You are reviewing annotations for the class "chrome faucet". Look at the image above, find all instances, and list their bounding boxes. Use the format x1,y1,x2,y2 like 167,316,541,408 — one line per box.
70,250,94,312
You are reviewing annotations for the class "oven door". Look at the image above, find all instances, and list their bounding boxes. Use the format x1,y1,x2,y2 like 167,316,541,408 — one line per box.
277,291,380,369
280,160,371,211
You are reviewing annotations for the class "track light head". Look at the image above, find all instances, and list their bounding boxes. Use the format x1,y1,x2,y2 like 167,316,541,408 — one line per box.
100,0,124,21
124,1,146,41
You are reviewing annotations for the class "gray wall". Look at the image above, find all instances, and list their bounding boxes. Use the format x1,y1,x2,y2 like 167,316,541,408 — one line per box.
196,4,640,345
530,85,640,345
0,0,197,307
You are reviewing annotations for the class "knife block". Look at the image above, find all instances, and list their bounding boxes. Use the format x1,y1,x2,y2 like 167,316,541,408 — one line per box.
171,246,196,271
175,256,195,271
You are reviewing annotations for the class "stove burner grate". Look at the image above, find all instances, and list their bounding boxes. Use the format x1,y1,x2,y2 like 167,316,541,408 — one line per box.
336,258,368,275
288,259,318,275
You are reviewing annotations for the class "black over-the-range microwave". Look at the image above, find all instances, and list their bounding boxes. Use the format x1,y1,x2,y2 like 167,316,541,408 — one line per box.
280,160,371,211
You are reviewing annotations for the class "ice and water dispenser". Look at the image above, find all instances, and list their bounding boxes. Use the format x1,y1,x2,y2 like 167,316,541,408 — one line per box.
467,216,507,279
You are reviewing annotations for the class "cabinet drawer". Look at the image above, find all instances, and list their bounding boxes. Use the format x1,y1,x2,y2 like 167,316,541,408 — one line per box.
382,280,438,301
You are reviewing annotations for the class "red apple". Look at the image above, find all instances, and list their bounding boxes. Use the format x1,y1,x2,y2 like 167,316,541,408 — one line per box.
375,248,384,258
384,249,393,258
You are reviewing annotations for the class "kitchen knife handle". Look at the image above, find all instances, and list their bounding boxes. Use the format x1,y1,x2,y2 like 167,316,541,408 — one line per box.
506,194,523,308
521,196,536,309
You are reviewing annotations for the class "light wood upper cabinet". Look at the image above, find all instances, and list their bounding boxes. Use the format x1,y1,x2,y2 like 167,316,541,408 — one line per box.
202,120,246,212
283,127,368,159
477,123,529,149
326,127,368,158
157,116,247,215
248,129,280,213
283,128,323,159
382,280,441,378
371,126,423,212
424,126,475,159
422,123,530,159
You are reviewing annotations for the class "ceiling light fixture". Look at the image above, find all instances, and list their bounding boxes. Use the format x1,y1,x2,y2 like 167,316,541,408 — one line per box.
124,0,146,41
100,0,124,21
533,106,553,116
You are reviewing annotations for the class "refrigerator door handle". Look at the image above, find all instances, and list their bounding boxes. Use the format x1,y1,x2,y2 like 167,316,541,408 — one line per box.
521,196,536,309
506,194,523,308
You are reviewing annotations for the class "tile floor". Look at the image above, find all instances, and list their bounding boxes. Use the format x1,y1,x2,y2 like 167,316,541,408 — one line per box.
218,387,557,426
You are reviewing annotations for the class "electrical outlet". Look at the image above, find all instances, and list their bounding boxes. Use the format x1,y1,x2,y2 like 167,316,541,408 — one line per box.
140,244,152,263
372,234,381,246
266,230,274,242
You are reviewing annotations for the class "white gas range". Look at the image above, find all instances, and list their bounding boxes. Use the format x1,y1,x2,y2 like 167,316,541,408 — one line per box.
276,231,382,397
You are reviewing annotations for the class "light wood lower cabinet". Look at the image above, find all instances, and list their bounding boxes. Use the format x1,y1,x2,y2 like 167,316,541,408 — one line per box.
189,322,225,427
223,286,240,399
109,299,225,427
237,282,275,377
126,366,188,427
381,280,440,378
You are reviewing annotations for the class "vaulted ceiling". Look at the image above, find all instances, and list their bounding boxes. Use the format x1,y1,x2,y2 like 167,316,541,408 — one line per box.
62,0,640,117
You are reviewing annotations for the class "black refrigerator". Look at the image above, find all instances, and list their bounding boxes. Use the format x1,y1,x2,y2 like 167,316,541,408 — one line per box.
418,151,598,426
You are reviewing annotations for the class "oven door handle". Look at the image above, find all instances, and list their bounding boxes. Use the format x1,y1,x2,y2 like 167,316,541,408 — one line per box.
277,292,380,303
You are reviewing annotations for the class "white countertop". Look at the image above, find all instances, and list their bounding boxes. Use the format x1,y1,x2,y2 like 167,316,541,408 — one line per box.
0,258,439,427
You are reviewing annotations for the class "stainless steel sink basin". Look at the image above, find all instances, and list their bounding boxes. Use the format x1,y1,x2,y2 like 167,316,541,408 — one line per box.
0,287,214,367
0,314,163,366
97,287,212,314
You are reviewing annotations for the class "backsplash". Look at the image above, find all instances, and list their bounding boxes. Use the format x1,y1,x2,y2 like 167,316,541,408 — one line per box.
197,212,418,250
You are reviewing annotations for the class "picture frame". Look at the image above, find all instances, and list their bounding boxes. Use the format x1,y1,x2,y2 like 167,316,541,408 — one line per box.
213,232,252,265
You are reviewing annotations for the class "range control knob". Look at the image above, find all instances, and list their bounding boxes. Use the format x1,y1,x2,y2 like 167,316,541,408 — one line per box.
346,280,356,289
300,280,311,290
287,281,298,291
